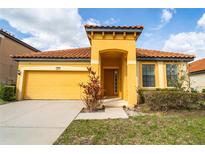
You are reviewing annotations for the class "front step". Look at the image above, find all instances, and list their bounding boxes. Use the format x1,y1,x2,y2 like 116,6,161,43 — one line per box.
102,97,128,107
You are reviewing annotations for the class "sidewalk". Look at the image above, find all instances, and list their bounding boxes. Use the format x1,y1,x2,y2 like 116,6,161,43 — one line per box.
76,107,128,120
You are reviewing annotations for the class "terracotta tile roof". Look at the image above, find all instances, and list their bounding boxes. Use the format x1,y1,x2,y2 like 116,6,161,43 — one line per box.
12,47,195,60
136,48,195,58
188,58,205,73
84,24,144,30
12,47,91,59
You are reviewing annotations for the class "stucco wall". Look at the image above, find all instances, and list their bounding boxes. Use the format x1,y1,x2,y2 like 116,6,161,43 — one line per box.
190,73,205,92
0,37,36,84
16,61,91,100
90,33,137,107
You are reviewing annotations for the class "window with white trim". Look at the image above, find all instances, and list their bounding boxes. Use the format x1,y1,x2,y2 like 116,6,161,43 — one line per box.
142,64,155,87
166,64,178,87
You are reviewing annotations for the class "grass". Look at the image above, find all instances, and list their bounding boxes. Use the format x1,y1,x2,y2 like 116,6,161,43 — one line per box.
54,111,205,145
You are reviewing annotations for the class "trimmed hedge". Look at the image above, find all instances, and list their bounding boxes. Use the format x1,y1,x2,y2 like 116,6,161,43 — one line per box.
139,90,205,111
0,85,16,101
138,88,179,104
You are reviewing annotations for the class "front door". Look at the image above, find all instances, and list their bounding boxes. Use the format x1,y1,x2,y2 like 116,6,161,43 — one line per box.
104,69,118,97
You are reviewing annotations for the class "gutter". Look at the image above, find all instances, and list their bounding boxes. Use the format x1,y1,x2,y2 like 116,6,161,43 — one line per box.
85,27,143,33
13,58,91,62
13,57,194,62
189,70,205,75
137,57,194,62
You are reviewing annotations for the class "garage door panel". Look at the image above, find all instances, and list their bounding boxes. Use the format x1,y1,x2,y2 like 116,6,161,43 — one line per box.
24,71,88,99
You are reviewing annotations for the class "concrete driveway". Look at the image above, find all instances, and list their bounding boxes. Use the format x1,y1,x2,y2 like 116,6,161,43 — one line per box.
0,100,84,145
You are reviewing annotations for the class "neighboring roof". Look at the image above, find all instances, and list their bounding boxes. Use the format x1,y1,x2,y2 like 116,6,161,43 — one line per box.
12,47,195,62
0,28,40,52
188,58,205,74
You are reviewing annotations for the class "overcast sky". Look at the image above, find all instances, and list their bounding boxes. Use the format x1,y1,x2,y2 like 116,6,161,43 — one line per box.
0,8,205,59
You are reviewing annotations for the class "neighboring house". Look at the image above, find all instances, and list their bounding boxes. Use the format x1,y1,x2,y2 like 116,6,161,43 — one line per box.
12,25,195,107
188,58,205,92
0,29,39,84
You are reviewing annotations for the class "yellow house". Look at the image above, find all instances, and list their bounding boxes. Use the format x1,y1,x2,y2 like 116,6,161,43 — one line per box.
12,25,195,107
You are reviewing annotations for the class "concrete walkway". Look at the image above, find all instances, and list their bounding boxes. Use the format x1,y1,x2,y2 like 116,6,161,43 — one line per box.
0,100,83,145
102,97,128,107
76,107,128,120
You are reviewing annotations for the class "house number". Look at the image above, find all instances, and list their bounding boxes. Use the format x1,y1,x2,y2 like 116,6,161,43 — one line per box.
56,67,61,70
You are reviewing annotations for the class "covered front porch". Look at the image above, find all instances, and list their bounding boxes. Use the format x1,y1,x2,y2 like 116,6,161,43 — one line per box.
85,25,142,107
100,50,128,106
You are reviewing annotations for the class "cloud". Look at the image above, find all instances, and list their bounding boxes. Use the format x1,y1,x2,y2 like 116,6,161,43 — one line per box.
162,12,205,59
103,18,119,25
0,9,119,51
84,18,101,26
197,13,205,29
161,9,174,23
84,17,119,26
144,32,153,37
163,32,205,54
153,9,176,30
0,9,89,50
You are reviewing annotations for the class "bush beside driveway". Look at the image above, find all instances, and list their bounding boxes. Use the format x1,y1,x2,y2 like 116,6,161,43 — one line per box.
0,85,16,105
0,99,5,105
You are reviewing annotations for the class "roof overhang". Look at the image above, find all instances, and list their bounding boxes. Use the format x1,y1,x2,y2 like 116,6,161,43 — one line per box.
14,57,194,62
84,25,144,44
189,69,205,75
85,27,143,33
137,57,194,62
13,58,90,62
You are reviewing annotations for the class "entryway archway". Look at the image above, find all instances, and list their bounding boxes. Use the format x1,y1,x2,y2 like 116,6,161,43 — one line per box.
100,50,127,100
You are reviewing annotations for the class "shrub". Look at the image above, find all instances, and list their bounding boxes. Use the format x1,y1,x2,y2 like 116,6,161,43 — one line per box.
156,88,178,91
0,85,16,101
0,84,3,96
202,89,205,93
138,88,179,104
197,93,205,109
191,88,198,93
79,67,103,112
141,90,203,111
137,89,145,104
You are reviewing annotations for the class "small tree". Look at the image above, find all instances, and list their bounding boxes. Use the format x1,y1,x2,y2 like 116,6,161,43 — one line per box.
79,67,103,112
170,64,191,92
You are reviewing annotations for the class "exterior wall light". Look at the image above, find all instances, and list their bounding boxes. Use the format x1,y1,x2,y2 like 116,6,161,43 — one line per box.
17,70,21,75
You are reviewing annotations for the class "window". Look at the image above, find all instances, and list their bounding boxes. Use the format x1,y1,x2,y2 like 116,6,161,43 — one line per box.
142,64,155,87
166,64,178,87
113,70,118,95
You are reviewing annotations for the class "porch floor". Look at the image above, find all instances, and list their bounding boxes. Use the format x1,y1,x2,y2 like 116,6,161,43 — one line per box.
102,97,128,107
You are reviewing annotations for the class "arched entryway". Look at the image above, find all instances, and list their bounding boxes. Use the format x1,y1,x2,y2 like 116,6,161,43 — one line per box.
100,50,128,100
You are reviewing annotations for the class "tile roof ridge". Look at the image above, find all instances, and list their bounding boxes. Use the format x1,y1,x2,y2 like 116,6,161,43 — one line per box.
84,24,144,29
44,47,91,52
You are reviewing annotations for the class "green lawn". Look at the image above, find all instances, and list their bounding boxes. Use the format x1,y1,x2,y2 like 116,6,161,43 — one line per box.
54,111,205,145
